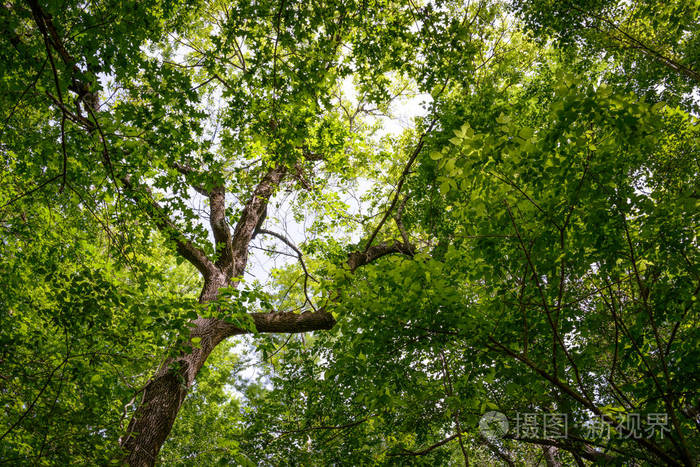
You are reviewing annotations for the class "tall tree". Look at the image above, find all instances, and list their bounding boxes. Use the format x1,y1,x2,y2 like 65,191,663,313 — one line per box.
1,0,697,465
2,0,497,463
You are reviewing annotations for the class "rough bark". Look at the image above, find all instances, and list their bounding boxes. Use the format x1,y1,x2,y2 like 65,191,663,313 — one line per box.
542,445,562,467
120,274,226,466
347,240,415,272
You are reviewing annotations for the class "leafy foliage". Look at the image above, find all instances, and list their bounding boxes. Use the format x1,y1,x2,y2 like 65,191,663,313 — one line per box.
0,0,697,465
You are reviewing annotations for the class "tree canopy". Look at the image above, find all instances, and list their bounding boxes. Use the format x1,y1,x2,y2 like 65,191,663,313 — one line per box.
1,0,698,465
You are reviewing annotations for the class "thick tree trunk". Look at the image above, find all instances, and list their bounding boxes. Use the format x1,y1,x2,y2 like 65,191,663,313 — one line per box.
121,363,188,466
119,239,407,465
120,311,335,465
120,315,230,466
542,445,562,467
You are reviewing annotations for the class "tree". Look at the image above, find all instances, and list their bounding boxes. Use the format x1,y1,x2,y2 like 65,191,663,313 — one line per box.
1,0,697,465
232,39,699,464
512,0,700,110
2,0,495,462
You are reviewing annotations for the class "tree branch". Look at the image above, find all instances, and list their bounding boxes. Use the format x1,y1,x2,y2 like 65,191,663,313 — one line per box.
171,162,209,196
122,175,217,281
228,164,287,278
348,240,415,272
505,435,616,463
390,433,459,456
479,435,515,466
27,0,99,111
209,186,234,273
257,228,318,311
220,310,336,338
364,120,436,252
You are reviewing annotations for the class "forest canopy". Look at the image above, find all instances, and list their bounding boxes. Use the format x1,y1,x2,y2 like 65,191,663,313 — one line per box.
0,0,698,465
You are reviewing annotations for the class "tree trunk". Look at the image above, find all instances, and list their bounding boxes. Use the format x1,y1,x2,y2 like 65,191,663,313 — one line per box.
120,309,335,465
542,445,562,467
119,240,407,465
120,315,231,466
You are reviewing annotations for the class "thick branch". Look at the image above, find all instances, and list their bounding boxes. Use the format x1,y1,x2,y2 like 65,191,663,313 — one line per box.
209,186,234,272
348,240,415,272
229,164,287,278
215,310,336,338
122,175,217,280
505,435,616,463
